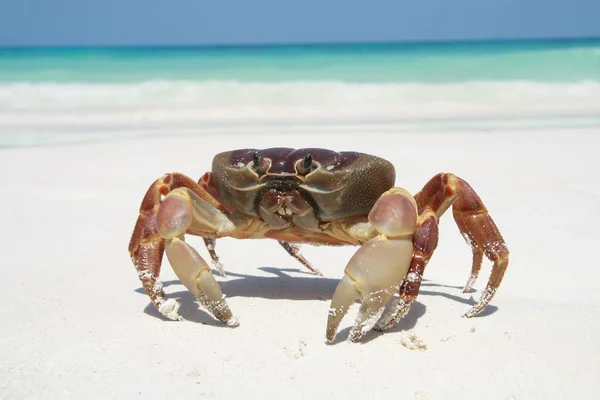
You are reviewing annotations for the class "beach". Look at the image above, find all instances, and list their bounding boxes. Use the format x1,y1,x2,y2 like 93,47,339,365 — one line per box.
1,41,600,399
1,126,599,398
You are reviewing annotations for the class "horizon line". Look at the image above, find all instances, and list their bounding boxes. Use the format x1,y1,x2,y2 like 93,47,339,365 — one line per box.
1,35,600,50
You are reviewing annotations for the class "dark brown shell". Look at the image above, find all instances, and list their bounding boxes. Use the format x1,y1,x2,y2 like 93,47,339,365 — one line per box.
211,148,395,221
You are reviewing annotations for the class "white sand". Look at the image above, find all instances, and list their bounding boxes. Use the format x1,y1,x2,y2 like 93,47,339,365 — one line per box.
1,127,599,399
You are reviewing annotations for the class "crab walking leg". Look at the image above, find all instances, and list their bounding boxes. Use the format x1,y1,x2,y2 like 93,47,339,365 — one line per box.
202,238,227,277
326,188,417,343
278,241,322,276
374,210,439,331
128,205,175,318
129,172,235,322
129,178,175,319
414,173,510,317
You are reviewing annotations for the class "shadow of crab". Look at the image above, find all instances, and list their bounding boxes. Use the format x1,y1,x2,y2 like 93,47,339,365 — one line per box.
136,265,498,332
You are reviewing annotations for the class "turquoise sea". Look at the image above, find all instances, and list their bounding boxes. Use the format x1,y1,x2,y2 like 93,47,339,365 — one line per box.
1,38,599,147
2,38,600,83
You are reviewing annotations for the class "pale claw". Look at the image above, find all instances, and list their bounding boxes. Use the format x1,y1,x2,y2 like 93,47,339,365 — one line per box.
347,289,394,342
326,187,419,343
165,237,235,324
326,275,360,342
326,237,413,343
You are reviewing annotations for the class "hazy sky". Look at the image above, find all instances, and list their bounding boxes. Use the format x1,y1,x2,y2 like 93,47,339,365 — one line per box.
1,0,599,46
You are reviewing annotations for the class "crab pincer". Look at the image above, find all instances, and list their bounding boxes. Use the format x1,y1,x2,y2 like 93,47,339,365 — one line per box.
326,188,418,343
157,187,240,324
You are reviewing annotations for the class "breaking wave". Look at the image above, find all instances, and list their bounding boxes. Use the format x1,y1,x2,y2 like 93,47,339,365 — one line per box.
1,80,599,148
2,80,600,123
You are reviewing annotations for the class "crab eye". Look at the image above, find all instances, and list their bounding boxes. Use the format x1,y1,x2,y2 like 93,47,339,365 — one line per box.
297,154,314,175
251,152,268,176
303,154,312,170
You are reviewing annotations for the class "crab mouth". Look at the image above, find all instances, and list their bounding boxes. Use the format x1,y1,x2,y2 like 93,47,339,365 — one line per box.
263,177,302,192
255,179,317,219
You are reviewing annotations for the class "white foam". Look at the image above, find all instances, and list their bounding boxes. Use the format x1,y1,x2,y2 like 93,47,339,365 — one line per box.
1,80,599,147
2,79,599,117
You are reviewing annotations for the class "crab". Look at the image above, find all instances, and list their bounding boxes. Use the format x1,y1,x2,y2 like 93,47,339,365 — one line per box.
128,148,509,343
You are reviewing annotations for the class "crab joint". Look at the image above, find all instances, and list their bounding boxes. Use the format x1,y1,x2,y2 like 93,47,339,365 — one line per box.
368,188,417,238
156,188,235,238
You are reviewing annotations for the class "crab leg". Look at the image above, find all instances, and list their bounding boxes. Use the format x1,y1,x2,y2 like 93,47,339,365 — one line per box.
128,204,170,317
278,241,322,276
203,238,227,277
326,188,417,343
129,173,236,323
414,173,509,317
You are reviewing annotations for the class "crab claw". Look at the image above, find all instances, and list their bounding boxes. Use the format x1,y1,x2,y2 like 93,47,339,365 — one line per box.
165,238,236,325
326,188,417,343
326,237,413,342
155,185,237,325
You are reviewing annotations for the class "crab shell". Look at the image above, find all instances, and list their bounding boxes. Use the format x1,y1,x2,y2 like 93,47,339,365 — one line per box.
211,148,396,222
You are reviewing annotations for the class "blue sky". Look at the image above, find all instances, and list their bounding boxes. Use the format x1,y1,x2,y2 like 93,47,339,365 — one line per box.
1,0,599,46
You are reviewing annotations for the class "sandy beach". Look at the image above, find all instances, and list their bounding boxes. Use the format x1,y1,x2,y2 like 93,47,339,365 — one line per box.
1,125,599,399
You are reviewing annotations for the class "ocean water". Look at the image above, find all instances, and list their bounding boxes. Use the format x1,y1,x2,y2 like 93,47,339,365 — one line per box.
1,39,599,147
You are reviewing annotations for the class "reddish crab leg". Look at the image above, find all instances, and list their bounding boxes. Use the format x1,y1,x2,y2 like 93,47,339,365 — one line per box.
202,238,227,277
376,174,509,332
128,195,168,317
278,241,322,276
415,173,509,317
